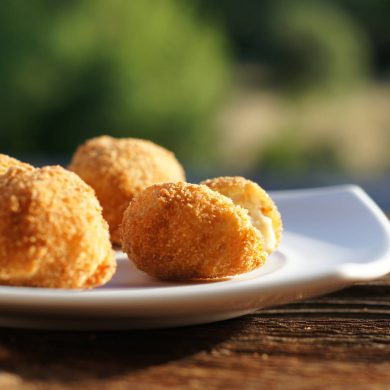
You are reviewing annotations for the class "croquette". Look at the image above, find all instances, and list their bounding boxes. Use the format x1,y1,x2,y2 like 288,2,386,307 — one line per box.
0,166,116,289
121,182,267,280
0,154,33,175
201,177,282,254
69,136,185,244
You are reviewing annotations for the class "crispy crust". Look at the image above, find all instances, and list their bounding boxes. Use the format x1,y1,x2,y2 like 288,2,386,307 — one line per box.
69,136,185,244
0,154,33,175
0,166,116,289
121,182,266,280
84,251,117,288
201,176,282,253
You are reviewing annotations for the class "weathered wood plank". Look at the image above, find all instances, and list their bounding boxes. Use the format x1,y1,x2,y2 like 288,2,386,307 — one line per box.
1,275,390,389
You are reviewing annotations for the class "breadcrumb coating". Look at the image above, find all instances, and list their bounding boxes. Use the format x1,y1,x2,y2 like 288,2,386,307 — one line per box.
69,136,185,244
0,166,116,288
0,154,33,175
121,182,266,280
201,177,282,254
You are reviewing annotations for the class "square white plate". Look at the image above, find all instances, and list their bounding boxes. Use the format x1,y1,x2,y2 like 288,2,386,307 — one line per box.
0,185,389,330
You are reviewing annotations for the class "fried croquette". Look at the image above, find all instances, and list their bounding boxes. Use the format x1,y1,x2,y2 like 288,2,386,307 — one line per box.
121,182,267,280
69,136,185,244
0,166,116,289
0,154,33,175
201,177,282,254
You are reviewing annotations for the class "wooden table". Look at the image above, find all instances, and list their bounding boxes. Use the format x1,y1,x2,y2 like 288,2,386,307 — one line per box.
0,273,389,390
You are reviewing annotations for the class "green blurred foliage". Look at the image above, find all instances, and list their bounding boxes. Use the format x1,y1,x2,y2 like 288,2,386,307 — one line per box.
201,0,390,174
270,0,370,94
257,131,341,174
0,0,229,160
342,0,390,77
201,0,373,94
0,0,389,174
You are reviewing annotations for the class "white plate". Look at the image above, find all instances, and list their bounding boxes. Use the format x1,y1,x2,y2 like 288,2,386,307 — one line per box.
0,185,389,330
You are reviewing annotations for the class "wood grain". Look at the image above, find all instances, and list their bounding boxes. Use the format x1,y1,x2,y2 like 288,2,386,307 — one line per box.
0,274,389,389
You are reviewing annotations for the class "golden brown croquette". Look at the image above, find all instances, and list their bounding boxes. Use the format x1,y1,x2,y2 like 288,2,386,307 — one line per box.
69,136,185,244
84,250,117,288
201,177,282,254
0,154,33,175
121,182,266,280
0,166,116,288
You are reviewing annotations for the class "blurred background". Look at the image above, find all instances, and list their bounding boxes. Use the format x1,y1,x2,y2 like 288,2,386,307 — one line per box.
0,0,389,207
